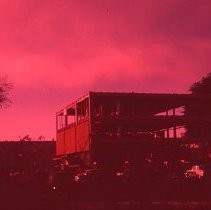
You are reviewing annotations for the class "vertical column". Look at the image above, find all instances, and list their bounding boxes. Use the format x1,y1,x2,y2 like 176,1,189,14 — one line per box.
65,115,68,127
75,103,77,152
131,96,135,116
56,115,58,131
173,108,177,139
166,109,170,139
75,102,78,125
88,95,91,152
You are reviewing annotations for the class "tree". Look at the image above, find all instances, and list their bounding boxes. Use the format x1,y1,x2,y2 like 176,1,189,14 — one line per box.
0,76,13,108
189,73,211,94
185,72,211,140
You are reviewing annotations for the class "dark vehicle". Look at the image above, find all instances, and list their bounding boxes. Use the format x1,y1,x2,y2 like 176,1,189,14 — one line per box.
48,158,83,192
74,169,101,184
48,170,73,192
74,168,115,185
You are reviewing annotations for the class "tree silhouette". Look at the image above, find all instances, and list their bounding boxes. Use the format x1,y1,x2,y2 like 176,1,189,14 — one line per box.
0,76,13,108
186,72,211,141
189,73,211,94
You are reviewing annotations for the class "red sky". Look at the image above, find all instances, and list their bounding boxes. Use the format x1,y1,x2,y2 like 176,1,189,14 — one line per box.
0,0,211,140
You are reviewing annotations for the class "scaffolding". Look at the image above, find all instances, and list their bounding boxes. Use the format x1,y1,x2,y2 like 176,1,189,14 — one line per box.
56,92,211,166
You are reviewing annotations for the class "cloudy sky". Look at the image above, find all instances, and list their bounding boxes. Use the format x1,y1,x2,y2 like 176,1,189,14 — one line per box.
0,0,211,140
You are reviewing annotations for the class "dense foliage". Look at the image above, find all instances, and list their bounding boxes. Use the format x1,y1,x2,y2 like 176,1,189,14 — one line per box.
190,73,211,94
0,76,13,108
185,73,211,141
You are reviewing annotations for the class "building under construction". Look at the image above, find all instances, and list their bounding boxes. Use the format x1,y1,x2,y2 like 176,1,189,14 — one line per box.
56,92,211,168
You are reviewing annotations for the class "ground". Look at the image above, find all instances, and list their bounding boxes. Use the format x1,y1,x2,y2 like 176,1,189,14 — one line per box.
1,178,211,210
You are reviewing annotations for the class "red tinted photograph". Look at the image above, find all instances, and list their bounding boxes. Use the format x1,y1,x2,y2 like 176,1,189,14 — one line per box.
0,0,211,210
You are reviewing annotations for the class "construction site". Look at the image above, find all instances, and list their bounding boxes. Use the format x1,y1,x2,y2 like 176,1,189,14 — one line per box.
56,92,211,168
1,91,211,209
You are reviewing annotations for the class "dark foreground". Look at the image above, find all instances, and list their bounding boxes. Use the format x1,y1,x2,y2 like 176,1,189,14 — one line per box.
1,178,211,210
